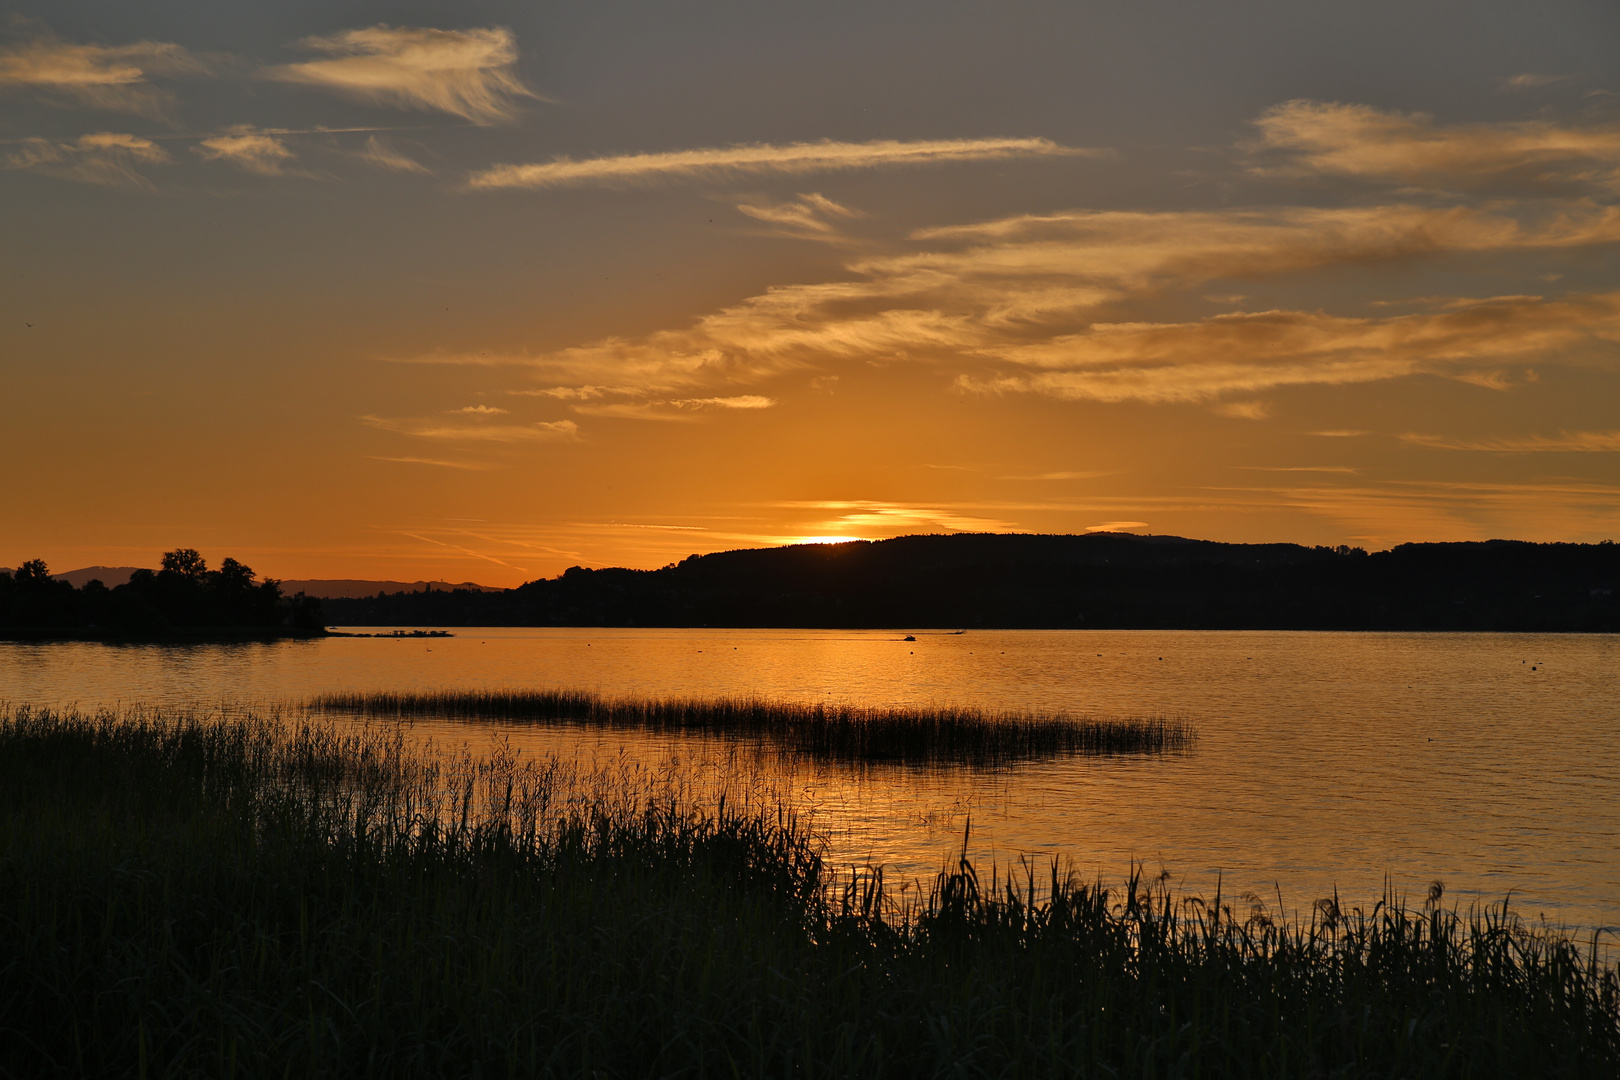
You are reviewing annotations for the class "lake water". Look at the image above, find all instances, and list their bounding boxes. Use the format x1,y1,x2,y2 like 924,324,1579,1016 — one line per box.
3,627,1618,936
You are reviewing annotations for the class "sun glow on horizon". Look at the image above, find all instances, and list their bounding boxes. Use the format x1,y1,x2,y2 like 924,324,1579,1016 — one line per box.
795,535,864,546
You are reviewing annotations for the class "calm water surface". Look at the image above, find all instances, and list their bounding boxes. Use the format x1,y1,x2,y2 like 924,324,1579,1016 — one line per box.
3,627,1617,934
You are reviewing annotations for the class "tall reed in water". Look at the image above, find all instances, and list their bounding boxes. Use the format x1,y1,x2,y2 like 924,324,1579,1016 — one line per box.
2,704,1614,1078
310,687,1194,766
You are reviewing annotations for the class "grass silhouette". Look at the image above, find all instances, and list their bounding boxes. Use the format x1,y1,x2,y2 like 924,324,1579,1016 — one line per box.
1,704,1614,1077
310,687,1194,767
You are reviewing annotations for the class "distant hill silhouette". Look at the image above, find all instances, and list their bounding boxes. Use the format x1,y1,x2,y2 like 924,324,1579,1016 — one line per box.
279,579,501,600
49,566,145,589
320,532,1620,632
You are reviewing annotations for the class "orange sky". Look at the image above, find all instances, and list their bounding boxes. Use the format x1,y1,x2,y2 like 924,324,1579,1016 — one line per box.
4,2,1619,587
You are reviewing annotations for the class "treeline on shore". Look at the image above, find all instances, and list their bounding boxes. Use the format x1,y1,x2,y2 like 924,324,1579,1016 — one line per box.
0,549,325,637
323,532,1620,631
1,705,1614,1078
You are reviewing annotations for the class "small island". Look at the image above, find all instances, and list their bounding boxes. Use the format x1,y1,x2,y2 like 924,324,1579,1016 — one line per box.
0,548,326,642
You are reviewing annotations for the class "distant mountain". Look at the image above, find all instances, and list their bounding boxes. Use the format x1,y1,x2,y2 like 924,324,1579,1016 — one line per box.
278,579,502,600
50,566,146,589
318,531,1620,631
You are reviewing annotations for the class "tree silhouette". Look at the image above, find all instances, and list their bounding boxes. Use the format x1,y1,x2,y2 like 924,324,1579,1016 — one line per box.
2,549,324,636
160,548,207,582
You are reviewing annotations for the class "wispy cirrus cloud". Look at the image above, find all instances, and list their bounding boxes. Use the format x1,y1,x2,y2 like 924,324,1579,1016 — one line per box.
404,198,1620,407
3,131,168,185
1212,400,1272,419
356,134,430,173
269,25,537,124
1502,73,1571,91
0,31,211,117
194,128,296,175
362,414,579,442
1249,99,1620,192
571,395,777,422
369,455,494,470
736,191,863,238
1399,429,1620,452
1232,479,1620,547
961,293,1620,403
467,136,1097,190
398,102,1620,417
775,500,1022,536
997,470,1112,481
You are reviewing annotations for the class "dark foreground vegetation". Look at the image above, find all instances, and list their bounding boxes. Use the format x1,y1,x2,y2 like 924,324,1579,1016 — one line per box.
2,706,1615,1078
312,688,1193,767
0,548,324,638
323,532,1620,631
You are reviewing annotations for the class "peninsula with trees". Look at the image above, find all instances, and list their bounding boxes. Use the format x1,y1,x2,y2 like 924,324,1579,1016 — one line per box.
0,549,325,640
322,532,1620,632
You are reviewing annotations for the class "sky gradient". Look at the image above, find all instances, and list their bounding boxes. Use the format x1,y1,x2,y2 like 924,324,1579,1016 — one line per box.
4,1,1619,586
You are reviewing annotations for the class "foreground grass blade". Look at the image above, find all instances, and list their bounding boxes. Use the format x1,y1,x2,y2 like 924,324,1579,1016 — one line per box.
1,704,1614,1078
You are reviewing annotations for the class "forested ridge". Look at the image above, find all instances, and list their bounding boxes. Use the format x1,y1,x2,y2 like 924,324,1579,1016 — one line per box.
322,532,1620,631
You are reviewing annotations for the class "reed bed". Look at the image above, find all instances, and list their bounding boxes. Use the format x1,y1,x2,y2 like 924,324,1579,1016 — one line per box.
310,687,1194,766
2,704,1615,1078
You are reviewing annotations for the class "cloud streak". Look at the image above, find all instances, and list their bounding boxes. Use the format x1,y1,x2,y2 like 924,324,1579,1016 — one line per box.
1250,100,1620,192
736,191,865,240
194,129,296,175
1400,429,1620,452
0,32,210,117
963,293,1620,403
394,101,1620,418
468,136,1096,190
571,395,777,422
269,25,536,124
3,131,169,185
356,134,430,173
362,415,580,442
775,500,1022,536
423,195,1620,406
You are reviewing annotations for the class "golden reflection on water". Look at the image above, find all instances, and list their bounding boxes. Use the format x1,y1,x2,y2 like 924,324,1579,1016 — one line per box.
3,627,1619,934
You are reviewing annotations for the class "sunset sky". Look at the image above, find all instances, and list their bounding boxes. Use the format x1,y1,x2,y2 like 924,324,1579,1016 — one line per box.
4,1,1619,586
